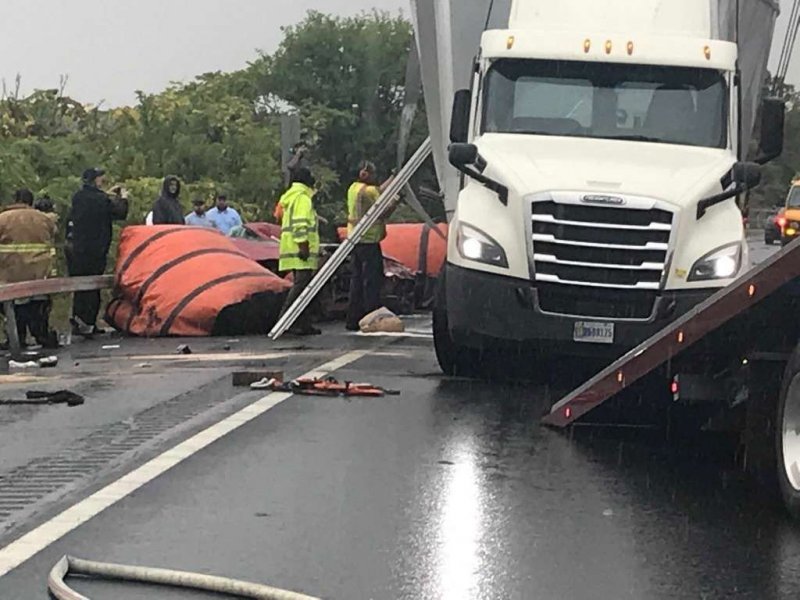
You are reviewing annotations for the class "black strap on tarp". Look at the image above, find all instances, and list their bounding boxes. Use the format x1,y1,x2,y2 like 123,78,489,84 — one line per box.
159,271,274,336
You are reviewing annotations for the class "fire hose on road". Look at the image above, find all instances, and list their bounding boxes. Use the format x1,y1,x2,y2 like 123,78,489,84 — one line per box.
48,555,321,600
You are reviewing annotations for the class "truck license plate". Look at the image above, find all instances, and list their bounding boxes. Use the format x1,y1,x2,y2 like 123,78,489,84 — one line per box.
573,321,615,344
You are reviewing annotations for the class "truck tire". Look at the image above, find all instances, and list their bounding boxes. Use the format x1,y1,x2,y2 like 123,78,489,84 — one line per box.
744,354,800,519
432,273,483,377
777,349,800,518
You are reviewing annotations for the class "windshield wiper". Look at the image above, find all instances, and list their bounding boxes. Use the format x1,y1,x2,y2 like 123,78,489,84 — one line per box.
601,134,663,143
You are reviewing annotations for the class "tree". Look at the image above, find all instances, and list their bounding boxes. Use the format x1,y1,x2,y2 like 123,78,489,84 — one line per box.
259,10,437,223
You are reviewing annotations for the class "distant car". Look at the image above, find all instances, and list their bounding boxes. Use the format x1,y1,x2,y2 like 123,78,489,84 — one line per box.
765,210,785,245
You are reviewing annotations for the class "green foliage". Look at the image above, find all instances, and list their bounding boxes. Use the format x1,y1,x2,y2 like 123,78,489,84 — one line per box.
0,9,434,249
260,10,437,219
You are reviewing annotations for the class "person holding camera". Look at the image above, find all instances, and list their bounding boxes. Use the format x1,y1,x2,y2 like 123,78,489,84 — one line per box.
67,167,129,337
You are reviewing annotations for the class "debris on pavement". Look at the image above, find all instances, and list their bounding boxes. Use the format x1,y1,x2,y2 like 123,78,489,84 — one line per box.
233,370,284,388
0,390,84,407
38,356,58,368
9,360,40,369
10,355,59,369
250,376,400,398
176,344,192,355
359,307,405,334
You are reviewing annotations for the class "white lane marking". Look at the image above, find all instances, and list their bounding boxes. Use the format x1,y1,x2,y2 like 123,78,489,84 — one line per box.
0,349,370,577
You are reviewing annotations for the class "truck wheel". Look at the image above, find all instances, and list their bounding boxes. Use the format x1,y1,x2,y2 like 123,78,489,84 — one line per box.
777,350,800,518
432,273,485,377
433,304,484,377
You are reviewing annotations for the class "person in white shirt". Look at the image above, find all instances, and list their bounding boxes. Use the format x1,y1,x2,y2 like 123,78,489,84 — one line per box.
206,194,242,235
185,198,216,228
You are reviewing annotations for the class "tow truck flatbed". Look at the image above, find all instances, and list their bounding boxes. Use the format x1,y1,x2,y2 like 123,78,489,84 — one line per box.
543,239,800,428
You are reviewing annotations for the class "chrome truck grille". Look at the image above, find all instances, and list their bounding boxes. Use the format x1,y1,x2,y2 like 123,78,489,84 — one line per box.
531,197,674,320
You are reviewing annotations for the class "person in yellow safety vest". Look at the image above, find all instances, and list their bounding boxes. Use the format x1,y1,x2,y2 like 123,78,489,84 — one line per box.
345,160,396,331
278,166,321,336
0,189,59,348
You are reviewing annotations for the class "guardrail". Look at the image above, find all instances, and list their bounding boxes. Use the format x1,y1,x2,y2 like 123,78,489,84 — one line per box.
0,275,114,358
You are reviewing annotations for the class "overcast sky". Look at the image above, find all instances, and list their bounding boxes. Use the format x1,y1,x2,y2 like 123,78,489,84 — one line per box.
0,0,797,107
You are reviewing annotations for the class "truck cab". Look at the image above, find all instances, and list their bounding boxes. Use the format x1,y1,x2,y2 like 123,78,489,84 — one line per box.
431,0,782,374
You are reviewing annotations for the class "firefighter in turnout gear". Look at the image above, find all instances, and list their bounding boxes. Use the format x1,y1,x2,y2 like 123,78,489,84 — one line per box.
278,167,321,336
0,189,59,348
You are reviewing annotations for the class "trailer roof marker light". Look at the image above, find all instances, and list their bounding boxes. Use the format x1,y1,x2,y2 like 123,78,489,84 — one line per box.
507,36,515,49
584,39,591,53
605,40,613,55
677,331,685,344
748,284,756,297
565,406,572,419
616,371,624,384
627,41,634,55
704,45,712,60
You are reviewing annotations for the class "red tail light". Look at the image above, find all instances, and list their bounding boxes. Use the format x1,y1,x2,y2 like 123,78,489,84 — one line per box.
778,217,787,227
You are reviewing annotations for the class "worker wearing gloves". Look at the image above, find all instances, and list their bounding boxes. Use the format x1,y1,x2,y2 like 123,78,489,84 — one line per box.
68,167,129,337
0,189,58,348
345,161,394,331
278,167,321,336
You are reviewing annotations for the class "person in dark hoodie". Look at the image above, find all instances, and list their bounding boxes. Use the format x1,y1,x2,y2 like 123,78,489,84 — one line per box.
152,175,184,225
68,167,129,336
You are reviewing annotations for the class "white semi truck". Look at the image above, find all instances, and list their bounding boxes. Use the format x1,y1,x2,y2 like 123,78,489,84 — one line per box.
411,0,783,375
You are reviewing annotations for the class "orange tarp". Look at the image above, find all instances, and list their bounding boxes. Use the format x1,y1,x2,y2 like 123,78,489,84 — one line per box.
338,223,448,277
106,226,291,337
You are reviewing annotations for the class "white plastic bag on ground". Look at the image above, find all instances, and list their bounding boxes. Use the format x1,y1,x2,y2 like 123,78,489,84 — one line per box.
359,307,405,333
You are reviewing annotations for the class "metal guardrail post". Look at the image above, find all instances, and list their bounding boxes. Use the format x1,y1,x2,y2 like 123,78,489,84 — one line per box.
269,137,433,339
3,301,21,359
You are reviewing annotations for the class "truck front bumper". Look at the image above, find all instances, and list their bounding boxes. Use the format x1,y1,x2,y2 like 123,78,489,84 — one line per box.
445,263,715,358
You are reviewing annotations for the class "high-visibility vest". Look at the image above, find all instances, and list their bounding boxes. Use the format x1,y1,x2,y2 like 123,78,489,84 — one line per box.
347,182,385,244
279,183,320,272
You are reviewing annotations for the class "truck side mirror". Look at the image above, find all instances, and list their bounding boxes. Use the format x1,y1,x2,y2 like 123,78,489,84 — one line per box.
756,98,785,165
733,162,762,189
448,143,507,204
449,143,478,167
697,161,762,219
450,89,472,144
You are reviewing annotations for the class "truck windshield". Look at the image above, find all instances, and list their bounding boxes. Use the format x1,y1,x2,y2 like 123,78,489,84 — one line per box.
788,187,800,208
482,59,728,149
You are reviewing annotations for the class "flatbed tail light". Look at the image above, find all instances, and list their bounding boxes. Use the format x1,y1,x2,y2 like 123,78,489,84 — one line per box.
704,46,712,60
626,41,634,56
507,36,515,49
605,40,613,54
584,39,591,53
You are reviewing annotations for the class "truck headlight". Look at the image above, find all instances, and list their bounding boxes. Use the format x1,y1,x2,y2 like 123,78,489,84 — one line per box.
457,223,508,268
688,243,742,282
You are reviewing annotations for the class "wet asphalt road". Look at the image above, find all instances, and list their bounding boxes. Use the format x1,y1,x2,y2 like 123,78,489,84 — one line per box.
1,241,798,599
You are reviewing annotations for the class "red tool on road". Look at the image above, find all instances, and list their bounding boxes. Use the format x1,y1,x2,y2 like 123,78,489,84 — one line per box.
252,376,400,398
